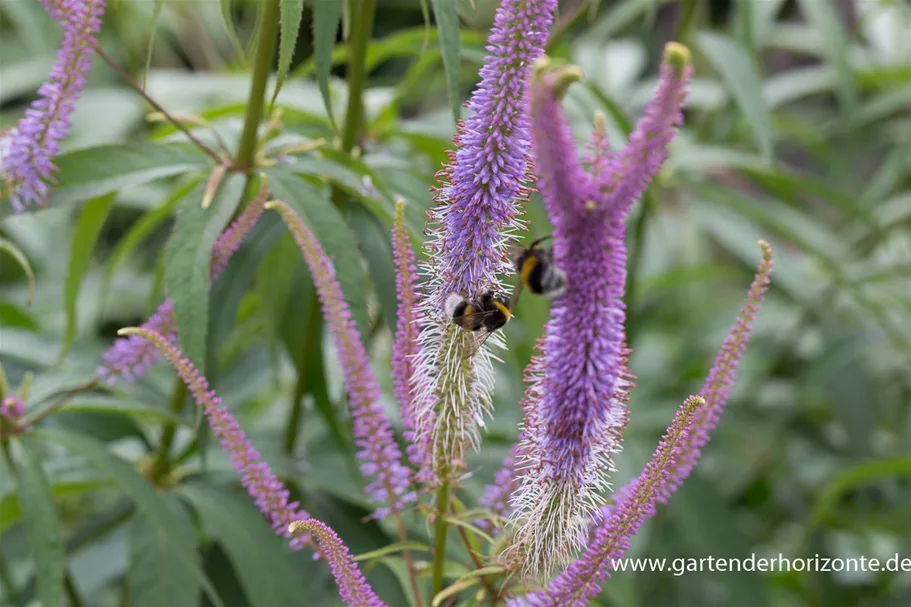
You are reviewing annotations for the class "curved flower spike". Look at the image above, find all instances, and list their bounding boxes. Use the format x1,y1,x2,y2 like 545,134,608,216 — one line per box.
2,0,105,211
411,0,559,483
118,327,313,550
98,179,269,385
266,200,413,518
512,396,705,607
596,42,693,216
289,520,388,607
666,240,775,492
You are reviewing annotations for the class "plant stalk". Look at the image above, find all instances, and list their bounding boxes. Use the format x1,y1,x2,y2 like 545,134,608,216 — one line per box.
341,0,378,153
236,0,281,170
283,291,323,454
430,477,451,601
149,379,188,483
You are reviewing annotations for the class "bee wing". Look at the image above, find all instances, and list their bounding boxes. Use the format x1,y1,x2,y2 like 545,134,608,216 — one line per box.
461,328,496,360
509,276,524,311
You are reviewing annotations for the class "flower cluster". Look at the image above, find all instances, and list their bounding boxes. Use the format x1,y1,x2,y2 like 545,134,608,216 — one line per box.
78,3,774,605
1,0,105,211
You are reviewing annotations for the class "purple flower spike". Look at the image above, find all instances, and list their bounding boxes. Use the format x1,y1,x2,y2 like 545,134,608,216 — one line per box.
390,201,429,477
412,0,558,483
98,182,269,385
2,0,105,212
210,176,270,278
98,298,177,386
267,200,414,518
508,45,692,578
507,63,630,577
119,327,313,550
667,240,774,491
289,519,388,607
596,43,694,216
512,396,705,607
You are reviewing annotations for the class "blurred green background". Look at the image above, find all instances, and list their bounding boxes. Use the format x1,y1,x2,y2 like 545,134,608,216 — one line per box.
1,0,911,605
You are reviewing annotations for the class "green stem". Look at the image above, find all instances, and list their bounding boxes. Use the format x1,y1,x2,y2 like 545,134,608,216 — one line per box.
674,0,700,43
149,379,187,483
64,572,83,607
341,0,378,154
283,292,323,454
235,0,281,170
430,477,451,601
0,550,18,605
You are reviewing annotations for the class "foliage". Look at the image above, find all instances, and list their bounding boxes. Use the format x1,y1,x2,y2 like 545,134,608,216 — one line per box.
1,0,910,606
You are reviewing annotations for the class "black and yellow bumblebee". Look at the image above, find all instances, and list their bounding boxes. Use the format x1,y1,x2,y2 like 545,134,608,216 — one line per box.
512,235,567,298
445,290,512,357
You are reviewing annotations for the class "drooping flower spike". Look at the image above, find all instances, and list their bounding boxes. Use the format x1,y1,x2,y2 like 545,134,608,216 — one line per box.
118,327,313,550
411,0,559,484
506,44,694,578
1,0,105,212
289,520,388,607
98,178,270,385
266,200,414,519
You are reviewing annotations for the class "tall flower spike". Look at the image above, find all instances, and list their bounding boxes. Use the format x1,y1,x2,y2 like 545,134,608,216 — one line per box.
266,200,413,518
512,396,705,607
289,520,388,607
390,200,429,476
665,240,774,493
507,62,629,578
98,181,269,385
2,0,105,212
412,0,559,483
118,327,313,550
508,45,693,578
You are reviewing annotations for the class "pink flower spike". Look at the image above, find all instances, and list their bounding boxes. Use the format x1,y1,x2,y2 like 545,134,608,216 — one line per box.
2,0,105,211
390,200,429,477
266,199,414,518
288,519,387,607
117,327,313,551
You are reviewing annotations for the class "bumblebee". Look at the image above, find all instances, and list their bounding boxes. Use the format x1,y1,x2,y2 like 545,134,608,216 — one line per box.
445,290,512,357
512,235,567,298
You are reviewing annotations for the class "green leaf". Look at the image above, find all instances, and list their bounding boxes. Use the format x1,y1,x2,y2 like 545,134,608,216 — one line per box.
60,193,115,359
165,175,244,372
179,485,309,607
142,0,167,87
797,0,856,112
0,143,210,220
697,31,774,161
33,428,226,607
809,457,911,529
59,395,192,427
430,0,461,126
101,178,200,311
127,494,201,607
273,0,305,106
266,168,372,340
348,206,397,334
0,236,37,304
10,436,67,607
219,0,248,64
312,0,343,130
